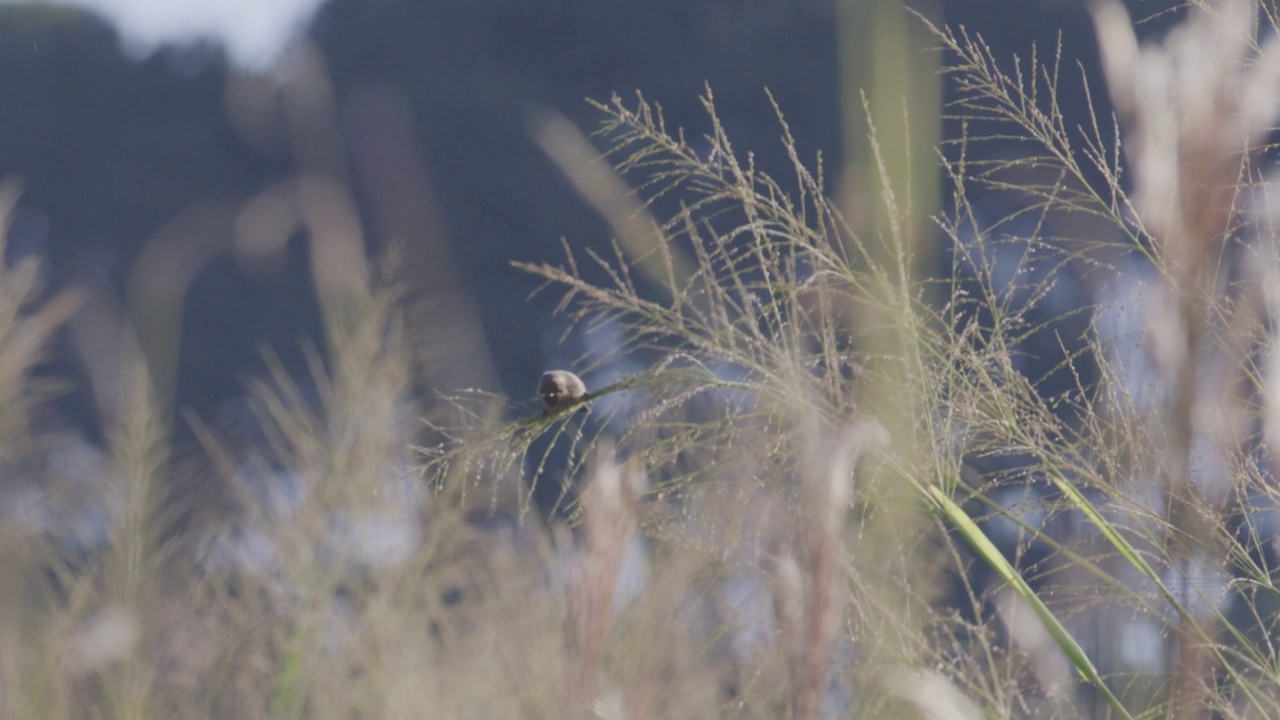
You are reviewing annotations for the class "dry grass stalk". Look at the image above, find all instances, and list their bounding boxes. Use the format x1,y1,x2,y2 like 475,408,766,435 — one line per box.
571,444,645,720
766,422,876,720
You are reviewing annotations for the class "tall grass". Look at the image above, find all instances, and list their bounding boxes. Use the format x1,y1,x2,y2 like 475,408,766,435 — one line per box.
4,1,1280,718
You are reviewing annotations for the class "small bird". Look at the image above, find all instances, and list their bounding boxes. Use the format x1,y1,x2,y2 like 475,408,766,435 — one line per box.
539,370,590,414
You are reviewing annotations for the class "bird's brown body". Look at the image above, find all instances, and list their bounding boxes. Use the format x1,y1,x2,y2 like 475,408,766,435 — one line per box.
539,370,590,413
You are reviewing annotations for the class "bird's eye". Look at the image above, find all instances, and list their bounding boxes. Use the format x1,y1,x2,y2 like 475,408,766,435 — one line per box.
543,393,557,402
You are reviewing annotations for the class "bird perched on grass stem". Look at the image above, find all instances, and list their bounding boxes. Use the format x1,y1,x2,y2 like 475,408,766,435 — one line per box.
539,370,590,414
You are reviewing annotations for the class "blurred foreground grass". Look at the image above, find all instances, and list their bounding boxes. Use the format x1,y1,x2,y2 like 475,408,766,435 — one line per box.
6,2,1280,719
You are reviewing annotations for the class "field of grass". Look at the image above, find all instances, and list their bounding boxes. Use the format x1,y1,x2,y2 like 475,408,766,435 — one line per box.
5,1,1280,718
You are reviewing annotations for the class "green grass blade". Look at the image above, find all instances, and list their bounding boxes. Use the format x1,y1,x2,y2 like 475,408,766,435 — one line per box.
929,484,1135,720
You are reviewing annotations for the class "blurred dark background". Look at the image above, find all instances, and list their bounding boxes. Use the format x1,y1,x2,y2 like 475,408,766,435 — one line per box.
0,0,1172,439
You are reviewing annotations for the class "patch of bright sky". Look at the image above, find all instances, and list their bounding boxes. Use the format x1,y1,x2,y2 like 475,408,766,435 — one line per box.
6,0,330,69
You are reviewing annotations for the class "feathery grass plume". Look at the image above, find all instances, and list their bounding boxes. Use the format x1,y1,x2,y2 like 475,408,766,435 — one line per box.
1092,1,1280,716
568,443,645,720
784,420,879,720
0,178,82,449
913,1,1280,715
87,358,169,719
0,177,88,720
518,82,1125,715
766,548,807,710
